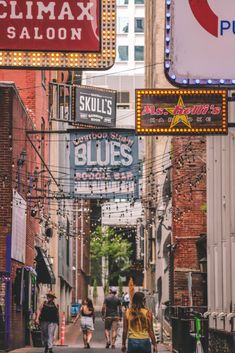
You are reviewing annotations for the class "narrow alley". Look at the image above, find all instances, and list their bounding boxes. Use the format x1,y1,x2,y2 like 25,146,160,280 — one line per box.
9,316,170,353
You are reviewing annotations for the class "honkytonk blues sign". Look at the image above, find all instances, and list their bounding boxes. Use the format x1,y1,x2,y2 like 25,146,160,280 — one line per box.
70,130,139,199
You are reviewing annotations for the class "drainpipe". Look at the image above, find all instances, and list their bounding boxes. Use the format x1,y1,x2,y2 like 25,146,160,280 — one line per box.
5,234,11,350
168,244,175,317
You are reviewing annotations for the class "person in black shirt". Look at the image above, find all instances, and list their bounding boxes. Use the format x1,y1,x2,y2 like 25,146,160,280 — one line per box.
74,298,95,349
36,292,59,353
102,287,122,349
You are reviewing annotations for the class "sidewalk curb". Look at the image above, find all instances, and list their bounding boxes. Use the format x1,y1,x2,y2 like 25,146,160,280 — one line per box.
8,347,36,353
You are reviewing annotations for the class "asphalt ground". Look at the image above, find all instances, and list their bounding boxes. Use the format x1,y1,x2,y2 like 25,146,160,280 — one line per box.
9,316,171,353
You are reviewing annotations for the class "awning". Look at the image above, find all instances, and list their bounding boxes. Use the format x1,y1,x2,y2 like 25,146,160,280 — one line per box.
35,246,56,284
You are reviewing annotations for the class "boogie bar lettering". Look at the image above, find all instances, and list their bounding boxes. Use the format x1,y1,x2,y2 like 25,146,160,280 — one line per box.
0,0,101,52
70,130,139,199
136,89,228,135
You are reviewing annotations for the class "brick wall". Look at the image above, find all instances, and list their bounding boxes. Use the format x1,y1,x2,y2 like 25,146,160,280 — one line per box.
0,86,29,349
0,73,51,349
172,136,206,305
0,87,13,272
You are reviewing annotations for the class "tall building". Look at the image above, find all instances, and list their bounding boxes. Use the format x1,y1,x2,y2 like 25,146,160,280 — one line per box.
0,71,54,350
207,95,235,352
83,0,145,129
144,0,207,344
82,0,145,293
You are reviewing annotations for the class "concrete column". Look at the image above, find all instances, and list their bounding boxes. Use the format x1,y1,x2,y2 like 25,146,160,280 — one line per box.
207,136,215,315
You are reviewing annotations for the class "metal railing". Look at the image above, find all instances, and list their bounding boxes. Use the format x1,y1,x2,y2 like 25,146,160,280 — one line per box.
171,306,208,353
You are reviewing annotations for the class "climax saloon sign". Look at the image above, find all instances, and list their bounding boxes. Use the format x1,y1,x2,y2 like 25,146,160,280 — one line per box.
0,0,116,70
70,130,139,199
0,0,100,52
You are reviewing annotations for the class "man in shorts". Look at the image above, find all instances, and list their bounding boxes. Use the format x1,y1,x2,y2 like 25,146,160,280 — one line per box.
102,286,122,349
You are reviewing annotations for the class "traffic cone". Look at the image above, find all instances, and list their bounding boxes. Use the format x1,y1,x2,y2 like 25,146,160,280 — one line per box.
60,312,66,346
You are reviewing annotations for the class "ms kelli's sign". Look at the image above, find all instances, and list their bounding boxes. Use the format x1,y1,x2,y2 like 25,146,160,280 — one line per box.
136,89,227,135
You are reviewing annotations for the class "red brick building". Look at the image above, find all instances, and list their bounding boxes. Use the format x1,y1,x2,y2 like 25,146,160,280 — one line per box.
72,200,91,303
0,69,52,350
0,72,96,348
172,136,207,307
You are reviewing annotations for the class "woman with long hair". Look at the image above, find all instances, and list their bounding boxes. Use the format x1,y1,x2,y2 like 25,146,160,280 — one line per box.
74,298,95,349
122,292,158,353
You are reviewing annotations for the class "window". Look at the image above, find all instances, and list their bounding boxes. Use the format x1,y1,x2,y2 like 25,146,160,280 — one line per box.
117,46,129,61
41,70,46,89
135,17,144,33
117,0,128,4
117,17,129,33
117,91,130,109
135,0,144,4
134,46,144,61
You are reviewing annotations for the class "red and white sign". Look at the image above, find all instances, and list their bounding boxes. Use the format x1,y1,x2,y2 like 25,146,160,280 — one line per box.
168,0,235,81
0,0,101,52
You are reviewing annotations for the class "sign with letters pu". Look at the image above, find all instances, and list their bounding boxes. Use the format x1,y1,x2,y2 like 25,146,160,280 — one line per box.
136,89,227,135
165,1,235,86
75,86,117,127
70,130,139,199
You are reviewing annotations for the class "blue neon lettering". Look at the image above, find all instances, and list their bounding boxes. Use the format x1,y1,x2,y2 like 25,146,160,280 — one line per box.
220,20,230,35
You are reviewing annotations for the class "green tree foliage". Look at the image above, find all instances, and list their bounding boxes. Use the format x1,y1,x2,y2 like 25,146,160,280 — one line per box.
93,279,98,304
90,226,132,283
104,280,110,296
118,276,123,298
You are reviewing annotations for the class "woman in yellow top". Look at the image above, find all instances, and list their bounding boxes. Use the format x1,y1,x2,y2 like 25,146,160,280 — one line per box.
122,292,158,353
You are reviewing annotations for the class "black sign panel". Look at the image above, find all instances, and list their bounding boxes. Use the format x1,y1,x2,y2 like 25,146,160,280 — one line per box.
75,86,116,127
136,89,228,135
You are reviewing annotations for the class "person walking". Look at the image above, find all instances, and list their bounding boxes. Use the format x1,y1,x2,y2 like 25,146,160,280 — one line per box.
35,291,59,353
74,298,95,349
123,292,130,309
102,286,122,349
121,291,158,353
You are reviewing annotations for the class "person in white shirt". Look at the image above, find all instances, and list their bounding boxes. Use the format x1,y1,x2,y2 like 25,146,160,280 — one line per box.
123,292,130,309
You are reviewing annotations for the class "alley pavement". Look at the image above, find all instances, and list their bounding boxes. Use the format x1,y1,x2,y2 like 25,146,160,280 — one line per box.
9,316,171,353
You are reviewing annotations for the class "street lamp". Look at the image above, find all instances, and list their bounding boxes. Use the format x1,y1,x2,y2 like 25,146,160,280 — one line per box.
156,205,165,220
17,150,27,166
157,206,172,231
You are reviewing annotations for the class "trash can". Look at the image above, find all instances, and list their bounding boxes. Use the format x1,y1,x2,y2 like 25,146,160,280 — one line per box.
31,329,43,347
71,303,81,317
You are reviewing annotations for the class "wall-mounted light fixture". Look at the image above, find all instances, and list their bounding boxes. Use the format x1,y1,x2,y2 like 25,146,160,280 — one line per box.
157,206,172,231
199,257,207,273
17,150,27,166
31,208,37,217
157,205,165,221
